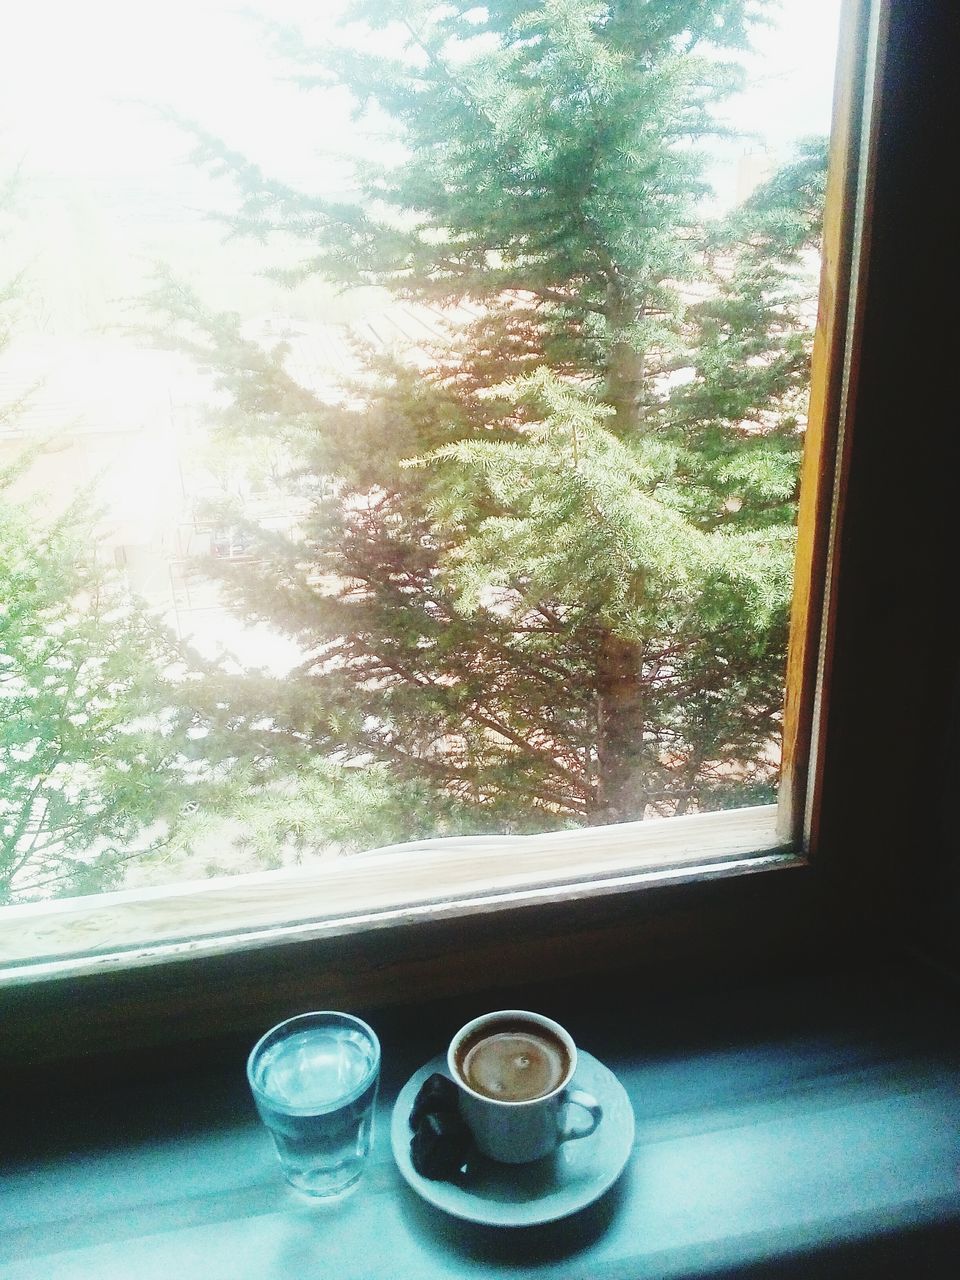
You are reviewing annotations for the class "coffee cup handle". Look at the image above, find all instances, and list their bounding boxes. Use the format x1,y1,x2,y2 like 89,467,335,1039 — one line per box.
558,1088,602,1143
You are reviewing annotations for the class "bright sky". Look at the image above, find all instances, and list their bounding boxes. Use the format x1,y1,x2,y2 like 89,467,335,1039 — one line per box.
0,0,845,191
717,0,845,147
0,1,347,186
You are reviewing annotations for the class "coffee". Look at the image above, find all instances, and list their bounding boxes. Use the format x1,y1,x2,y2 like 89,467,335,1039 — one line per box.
454,1017,571,1102
448,1010,601,1163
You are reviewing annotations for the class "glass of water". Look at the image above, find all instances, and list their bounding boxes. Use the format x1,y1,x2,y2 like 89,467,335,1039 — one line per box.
247,1011,381,1198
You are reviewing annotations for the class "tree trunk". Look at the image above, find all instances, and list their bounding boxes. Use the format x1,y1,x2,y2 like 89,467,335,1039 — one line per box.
592,285,650,823
594,631,648,824
605,285,645,436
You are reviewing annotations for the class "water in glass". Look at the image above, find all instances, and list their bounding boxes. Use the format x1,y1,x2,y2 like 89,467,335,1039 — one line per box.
248,1013,380,1198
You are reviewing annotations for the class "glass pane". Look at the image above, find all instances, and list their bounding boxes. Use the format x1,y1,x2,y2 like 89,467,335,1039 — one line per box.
1,0,843,902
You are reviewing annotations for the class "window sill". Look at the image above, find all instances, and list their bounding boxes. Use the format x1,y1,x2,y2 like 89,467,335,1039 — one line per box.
2,966,958,1279
0,804,783,983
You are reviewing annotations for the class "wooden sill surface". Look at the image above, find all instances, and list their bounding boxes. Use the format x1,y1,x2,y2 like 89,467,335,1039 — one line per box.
0,805,781,981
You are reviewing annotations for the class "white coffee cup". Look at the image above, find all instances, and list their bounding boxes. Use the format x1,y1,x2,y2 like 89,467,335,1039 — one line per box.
447,1009,602,1164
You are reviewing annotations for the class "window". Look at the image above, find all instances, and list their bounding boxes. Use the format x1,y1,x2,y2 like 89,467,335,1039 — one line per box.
1,0,928,1051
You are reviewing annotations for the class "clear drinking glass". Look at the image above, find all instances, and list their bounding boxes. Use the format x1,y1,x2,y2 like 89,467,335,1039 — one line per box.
247,1011,381,1198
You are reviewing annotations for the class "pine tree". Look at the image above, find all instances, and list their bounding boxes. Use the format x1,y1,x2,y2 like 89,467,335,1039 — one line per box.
151,0,827,846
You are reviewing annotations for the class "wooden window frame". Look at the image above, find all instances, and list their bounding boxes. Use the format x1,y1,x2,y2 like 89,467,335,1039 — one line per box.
4,0,953,1068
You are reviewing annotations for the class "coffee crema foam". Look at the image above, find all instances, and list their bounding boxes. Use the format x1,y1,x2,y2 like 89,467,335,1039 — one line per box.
459,1025,569,1102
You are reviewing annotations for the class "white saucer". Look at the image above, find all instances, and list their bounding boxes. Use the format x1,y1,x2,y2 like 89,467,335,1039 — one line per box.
390,1051,634,1227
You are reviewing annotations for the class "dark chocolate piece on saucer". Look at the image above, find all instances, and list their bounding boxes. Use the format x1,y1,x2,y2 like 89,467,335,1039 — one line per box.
409,1072,459,1130
410,1109,473,1182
